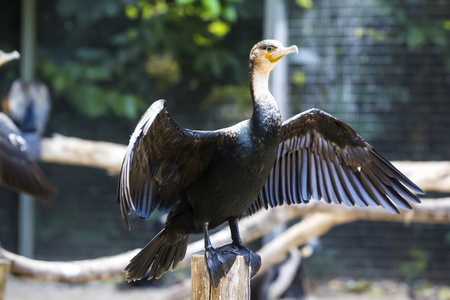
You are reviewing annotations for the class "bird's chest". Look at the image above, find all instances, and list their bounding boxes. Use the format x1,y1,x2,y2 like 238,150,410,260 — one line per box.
187,128,279,228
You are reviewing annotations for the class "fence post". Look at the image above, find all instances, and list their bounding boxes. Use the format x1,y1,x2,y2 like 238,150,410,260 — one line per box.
0,259,11,300
191,252,250,300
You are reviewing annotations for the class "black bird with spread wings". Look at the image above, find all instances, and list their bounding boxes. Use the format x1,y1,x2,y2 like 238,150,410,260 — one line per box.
118,40,424,287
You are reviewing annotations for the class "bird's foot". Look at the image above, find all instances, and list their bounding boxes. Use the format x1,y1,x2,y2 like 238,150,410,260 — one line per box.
205,246,237,288
218,243,261,278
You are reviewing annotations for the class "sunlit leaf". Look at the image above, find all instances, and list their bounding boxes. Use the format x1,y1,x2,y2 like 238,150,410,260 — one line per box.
176,0,196,5
193,33,213,46
125,5,139,19
208,21,230,37
443,20,450,31
296,0,313,10
292,71,306,87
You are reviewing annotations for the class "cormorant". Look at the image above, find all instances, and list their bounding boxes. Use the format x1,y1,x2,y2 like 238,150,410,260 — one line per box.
0,112,56,198
3,79,53,159
117,40,424,287
0,50,56,198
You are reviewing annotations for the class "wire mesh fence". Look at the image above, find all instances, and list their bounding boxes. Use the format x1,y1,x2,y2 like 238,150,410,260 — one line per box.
0,0,448,287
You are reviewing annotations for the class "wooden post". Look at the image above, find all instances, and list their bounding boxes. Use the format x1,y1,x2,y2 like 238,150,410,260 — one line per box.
191,252,250,300
0,259,11,300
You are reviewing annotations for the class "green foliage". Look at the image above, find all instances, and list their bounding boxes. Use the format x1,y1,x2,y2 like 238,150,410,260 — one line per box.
39,56,147,119
379,1,450,51
353,27,389,42
292,71,306,87
347,1,450,69
200,83,252,126
399,248,429,282
37,0,252,120
296,0,314,10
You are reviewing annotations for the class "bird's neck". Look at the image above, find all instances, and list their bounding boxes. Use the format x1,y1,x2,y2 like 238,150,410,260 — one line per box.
249,65,281,137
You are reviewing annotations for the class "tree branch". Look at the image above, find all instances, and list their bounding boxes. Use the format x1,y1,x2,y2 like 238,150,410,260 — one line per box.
40,134,126,175
393,161,450,194
1,198,449,283
0,248,138,282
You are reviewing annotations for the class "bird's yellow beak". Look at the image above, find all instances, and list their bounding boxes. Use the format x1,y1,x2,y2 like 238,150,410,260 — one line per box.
265,45,298,63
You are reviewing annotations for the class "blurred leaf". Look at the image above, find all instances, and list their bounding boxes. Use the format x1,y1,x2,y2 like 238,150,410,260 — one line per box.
75,48,108,60
125,5,139,19
406,26,426,49
208,21,230,37
443,20,450,31
201,0,221,19
111,28,139,45
399,248,428,282
292,71,306,87
429,29,447,47
176,0,196,5
193,33,213,46
222,4,237,22
296,0,313,10
111,93,144,119
74,86,109,117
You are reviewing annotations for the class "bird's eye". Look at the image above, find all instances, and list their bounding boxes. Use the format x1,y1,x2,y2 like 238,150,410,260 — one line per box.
266,46,273,52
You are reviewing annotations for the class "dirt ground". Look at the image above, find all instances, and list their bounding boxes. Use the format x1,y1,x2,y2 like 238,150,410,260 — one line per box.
4,275,450,300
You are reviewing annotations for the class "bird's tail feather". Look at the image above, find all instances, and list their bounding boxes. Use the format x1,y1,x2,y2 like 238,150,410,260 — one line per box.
125,228,189,282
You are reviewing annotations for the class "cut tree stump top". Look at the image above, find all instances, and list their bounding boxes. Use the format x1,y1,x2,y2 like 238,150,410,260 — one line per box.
191,252,250,300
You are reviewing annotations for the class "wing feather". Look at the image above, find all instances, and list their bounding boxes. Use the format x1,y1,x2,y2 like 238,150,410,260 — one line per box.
308,149,318,201
118,100,217,228
247,108,424,216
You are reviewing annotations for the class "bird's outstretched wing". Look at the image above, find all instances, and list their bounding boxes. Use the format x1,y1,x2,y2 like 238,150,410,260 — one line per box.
0,113,56,199
247,108,425,215
118,100,219,228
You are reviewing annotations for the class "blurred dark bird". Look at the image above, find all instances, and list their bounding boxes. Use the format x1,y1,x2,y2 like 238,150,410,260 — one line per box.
118,40,424,287
0,50,56,199
0,111,56,198
251,238,322,300
3,79,52,159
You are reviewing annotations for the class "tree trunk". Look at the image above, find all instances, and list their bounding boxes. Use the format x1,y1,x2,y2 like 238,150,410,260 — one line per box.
191,252,250,300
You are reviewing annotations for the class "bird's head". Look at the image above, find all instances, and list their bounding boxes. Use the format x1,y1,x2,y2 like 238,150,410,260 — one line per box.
249,40,298,76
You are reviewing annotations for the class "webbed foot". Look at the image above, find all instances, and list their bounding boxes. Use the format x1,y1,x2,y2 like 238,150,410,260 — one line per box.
218,243,261,278
205,246,237,288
